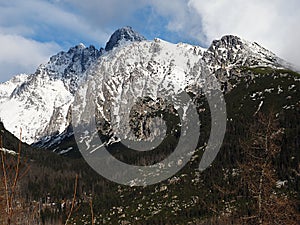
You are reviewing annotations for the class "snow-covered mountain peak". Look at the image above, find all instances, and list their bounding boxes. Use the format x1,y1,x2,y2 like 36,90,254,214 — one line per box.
0,27,150,144
0,74,28,101
0,28,295,147
208,35,244,51
105,26,146,51
0,44,100,144
77,43,86,49
208,35,274,56
36,44,101,94
47,44,100,74
203,35,286,70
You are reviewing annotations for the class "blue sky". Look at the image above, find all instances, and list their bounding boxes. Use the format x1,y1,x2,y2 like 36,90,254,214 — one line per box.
0,0,299,82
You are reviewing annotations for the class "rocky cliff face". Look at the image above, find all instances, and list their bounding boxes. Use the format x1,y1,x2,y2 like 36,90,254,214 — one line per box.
0,27,144,144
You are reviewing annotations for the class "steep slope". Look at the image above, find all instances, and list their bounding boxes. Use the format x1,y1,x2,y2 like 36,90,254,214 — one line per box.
45,39,297,156
43,44,101,94
203,35,288,69
0,44,99,144
202,35,294,92
0,27,144,144
45,36,293,155
0,74,28,103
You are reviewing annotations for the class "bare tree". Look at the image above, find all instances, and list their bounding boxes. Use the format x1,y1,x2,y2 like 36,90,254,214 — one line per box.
64,174,78,225
0,129,31,225
89,195,95,225
238,112,299,224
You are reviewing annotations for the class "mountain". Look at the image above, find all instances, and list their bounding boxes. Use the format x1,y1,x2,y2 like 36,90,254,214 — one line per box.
0,27,297,151
0,27,299,224
0,27,144,145
203,35,290,69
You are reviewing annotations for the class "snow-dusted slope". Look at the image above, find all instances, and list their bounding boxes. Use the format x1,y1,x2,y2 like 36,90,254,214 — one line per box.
43,44,101,94
0,74,28,103
74,39,207,145
203,35,290,71
0,74,73,143
0,27,149,144
0,42,102,144
0,28,292,145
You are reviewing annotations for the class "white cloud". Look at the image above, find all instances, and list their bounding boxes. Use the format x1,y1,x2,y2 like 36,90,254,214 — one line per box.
186,0,300,69
0,34,60,82
0,0,111,82
0,0,110,45
131,0,300,69
0,0,299,83
146,0,202,43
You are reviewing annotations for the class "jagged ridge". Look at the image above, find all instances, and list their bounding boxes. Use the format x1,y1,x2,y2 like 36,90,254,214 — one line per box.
0,28,294,148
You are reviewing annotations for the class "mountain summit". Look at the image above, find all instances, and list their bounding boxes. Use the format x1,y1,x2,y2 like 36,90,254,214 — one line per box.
0,27,297,148
0,27,145,144
105,26,146,51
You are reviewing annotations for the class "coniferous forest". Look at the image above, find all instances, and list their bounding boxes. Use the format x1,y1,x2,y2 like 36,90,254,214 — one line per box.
0,67,299,224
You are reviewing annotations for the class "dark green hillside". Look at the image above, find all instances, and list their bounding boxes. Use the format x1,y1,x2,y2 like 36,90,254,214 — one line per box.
1,67,299,224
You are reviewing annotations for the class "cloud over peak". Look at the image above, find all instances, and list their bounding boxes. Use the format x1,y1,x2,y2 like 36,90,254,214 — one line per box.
0,0,299,82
